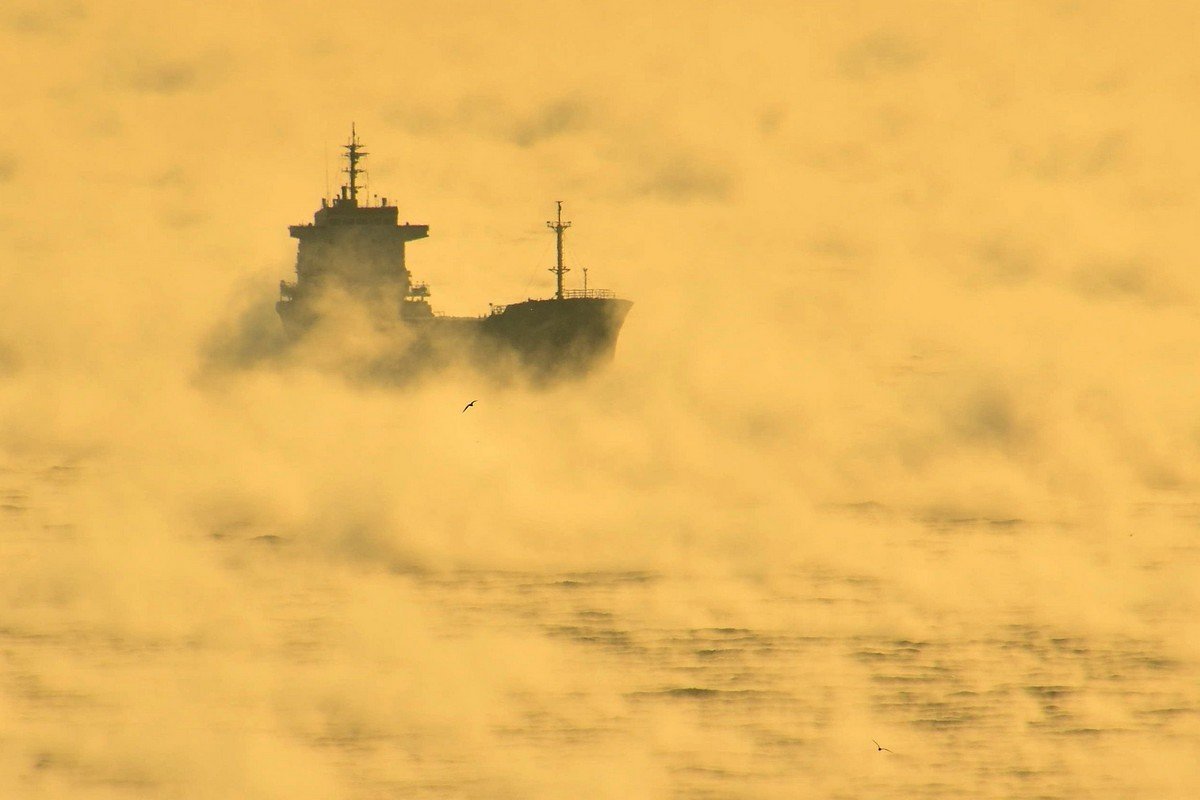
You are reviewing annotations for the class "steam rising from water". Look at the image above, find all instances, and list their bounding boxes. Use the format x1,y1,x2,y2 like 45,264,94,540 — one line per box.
3,1,1200,797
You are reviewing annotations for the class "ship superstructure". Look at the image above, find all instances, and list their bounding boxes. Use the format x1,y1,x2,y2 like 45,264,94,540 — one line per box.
277,126,632,379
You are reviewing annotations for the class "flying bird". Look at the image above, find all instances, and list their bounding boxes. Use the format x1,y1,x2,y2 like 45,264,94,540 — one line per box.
873,740,892,753
462,400,477,413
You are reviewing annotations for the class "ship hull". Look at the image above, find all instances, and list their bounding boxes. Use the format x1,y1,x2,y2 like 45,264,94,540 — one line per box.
281,295,633,383
481,296,633,373
406,296,633,381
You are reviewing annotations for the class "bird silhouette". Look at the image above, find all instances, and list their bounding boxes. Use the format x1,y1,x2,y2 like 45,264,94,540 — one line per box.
462,400,477,413
873,740,892,753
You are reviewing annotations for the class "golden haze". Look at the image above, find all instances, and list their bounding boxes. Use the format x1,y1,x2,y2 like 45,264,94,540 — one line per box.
1,1,1199,798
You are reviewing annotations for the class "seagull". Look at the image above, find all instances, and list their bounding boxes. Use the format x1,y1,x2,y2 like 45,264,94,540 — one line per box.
873,740,892,753
462,400,477,413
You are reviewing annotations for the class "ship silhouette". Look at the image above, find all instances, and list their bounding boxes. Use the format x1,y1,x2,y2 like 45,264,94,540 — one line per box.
276,126,633,381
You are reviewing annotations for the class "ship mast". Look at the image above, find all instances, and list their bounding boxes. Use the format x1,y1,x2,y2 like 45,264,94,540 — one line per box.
547,200,571,300
341,123,367,204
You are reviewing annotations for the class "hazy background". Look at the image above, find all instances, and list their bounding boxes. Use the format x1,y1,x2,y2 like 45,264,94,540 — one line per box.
2,1,1199,798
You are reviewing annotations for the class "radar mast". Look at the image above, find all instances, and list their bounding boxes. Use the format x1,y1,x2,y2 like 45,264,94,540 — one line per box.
340,123,367,204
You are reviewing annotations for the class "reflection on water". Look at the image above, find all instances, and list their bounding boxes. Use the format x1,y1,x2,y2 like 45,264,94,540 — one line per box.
2,464,1198,799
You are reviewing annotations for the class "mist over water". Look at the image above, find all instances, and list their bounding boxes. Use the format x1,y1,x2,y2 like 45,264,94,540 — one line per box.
4,1,1200,798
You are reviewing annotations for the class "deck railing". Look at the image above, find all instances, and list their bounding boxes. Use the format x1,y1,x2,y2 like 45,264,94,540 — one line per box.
489,289,618,315
488,289,617,315
561,289,616,299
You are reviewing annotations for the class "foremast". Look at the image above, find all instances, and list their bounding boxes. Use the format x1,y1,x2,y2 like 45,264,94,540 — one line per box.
547,200,571,300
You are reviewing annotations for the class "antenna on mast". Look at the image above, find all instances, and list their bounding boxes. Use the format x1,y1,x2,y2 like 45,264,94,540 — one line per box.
547,200,572,300
341,123,368,204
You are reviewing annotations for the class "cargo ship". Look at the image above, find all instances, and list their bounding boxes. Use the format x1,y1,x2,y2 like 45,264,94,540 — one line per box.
276,126,633,381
